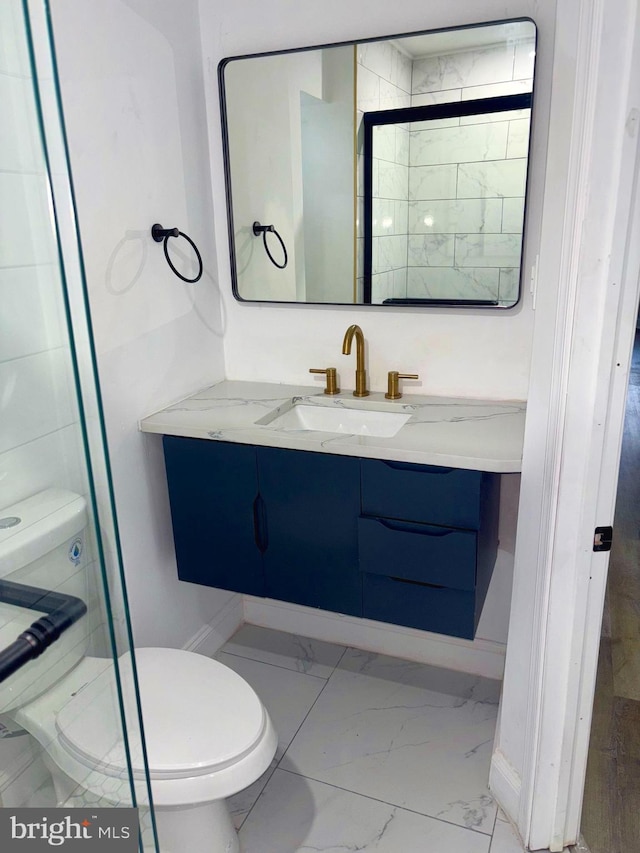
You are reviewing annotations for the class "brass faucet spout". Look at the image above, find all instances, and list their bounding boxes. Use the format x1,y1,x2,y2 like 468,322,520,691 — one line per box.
342,325,369,397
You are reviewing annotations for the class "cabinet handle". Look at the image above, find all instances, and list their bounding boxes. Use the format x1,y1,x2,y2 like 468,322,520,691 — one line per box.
378,460,454,474
374,518,455,537
253,495,269,553
390,576,447,590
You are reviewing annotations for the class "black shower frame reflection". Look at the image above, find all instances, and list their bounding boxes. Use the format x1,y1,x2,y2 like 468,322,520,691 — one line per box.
362,93,533,307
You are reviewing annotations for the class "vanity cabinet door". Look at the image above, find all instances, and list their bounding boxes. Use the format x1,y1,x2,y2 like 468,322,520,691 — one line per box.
163,436,264,595
257,446,362,616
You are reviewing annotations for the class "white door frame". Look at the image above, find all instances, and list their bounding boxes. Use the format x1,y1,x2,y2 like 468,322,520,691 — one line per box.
544,14,640,847
492,0,640,849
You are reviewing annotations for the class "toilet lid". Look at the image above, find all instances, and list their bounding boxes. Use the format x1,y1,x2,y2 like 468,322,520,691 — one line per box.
55,648,267,779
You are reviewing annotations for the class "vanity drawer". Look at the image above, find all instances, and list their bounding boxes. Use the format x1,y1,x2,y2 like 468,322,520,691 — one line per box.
358,517,476,591
360,459,485,529
362,572,477,639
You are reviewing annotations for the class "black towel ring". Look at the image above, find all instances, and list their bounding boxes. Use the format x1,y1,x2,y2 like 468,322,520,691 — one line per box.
252,221,288,269
151,223,203,283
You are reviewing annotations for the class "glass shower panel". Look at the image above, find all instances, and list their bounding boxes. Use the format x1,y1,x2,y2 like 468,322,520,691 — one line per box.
0,1,157,848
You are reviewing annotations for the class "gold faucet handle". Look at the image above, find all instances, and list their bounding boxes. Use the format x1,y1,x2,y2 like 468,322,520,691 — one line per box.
309,367,340,395
385,371,419,400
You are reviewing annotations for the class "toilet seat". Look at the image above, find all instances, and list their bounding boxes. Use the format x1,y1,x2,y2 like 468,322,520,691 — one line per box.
52,648,277,806
56,648,268,779
14,648,276,807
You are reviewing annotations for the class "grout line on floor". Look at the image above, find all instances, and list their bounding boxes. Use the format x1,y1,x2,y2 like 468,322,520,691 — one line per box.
238,664,339,831
490,805,499,837
333,644,351,670
274,643,353,769
276,680,333,767
277,766,497,838
217,649,329,681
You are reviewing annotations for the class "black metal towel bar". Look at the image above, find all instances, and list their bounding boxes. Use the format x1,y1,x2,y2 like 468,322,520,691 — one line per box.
151,223,203,283
0,579,87,684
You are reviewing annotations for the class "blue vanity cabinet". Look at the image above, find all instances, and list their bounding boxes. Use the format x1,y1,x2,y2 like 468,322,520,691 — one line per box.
162,437,361,615
257,447,361,616
162,437,500,639
162,436,265,595
358,460,500,640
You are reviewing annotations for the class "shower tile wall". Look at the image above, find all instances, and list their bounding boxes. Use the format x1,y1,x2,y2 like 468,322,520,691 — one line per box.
0,0,107,807
408,40,534,304
356,41,412,301
0,0,84,511
357,37,535,304
371,123,410,301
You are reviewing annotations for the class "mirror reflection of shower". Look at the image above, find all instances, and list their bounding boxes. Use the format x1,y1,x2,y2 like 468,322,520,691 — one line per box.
363,95,532,307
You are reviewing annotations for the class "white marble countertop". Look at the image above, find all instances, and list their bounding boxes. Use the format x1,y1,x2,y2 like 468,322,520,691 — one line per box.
139,380,526,473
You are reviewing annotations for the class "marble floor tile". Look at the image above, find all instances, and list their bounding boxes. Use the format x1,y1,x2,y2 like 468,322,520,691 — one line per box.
214,651,328,826
220,624,346,679
490,812,526,853
215,652,327,760
239,768,491,853
229,758,277,829
282,648,500,834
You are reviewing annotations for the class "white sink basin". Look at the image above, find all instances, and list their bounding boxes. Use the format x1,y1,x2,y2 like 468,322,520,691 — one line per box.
262,402,411,438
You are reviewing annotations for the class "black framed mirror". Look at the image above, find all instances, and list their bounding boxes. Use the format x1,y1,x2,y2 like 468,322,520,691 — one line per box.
219,18,537,308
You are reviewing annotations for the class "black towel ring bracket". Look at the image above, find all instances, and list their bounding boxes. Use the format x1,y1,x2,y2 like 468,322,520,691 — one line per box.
253,221,288,269
151,223,203,283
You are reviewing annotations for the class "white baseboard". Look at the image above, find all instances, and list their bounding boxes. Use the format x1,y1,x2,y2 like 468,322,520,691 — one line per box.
490,748,523,830
183,594,244,657
243,597,506,680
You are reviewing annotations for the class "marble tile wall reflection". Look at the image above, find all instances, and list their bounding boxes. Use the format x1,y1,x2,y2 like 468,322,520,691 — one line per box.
359,34,534,305
0,0,89,510
407,267,500,301
358,40,412,109
456,234,522,268
404,37,534,305
412,43,517,93
408,199,503,235
409,121,509,167
357,40,413,302
456,159,528,199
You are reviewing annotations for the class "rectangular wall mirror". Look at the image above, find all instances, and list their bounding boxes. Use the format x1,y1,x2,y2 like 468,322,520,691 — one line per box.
219,18,537,308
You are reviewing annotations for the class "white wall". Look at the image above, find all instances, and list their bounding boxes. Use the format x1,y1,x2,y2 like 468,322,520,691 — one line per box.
50,0,236,650
302,47,355,303
200,0,554,402
225,53,320,301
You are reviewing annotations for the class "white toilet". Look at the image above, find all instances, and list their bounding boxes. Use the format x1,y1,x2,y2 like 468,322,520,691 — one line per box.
0,489,277,852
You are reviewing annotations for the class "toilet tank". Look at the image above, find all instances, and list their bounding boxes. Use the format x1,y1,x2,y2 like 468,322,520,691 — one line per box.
0,489,90,714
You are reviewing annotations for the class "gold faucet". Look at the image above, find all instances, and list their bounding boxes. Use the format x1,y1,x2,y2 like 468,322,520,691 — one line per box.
342,324,369,397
